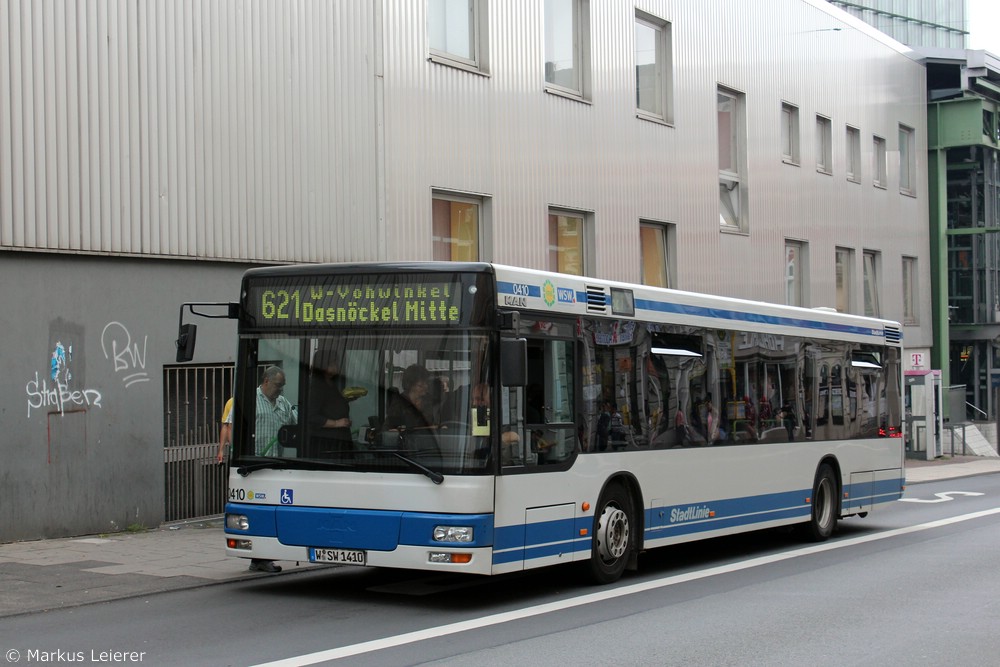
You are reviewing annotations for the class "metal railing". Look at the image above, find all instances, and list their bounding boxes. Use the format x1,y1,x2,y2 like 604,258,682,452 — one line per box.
163,364,233,521
966,401,987,421
164,443,229,522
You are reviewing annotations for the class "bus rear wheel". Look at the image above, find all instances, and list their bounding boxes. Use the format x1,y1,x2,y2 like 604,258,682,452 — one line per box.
802,463,838,541
587,483,633,584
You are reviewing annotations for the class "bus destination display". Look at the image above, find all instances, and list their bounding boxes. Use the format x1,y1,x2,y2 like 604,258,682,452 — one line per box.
245,277,466,328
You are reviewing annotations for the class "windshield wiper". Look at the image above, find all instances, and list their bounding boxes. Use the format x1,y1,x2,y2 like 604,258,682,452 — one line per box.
391,451,444,485
367,448,444,484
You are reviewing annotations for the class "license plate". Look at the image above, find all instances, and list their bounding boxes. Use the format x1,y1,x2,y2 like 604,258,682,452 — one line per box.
310,548,367,565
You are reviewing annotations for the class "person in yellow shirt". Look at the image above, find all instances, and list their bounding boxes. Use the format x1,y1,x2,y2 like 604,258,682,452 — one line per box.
217,397,234,463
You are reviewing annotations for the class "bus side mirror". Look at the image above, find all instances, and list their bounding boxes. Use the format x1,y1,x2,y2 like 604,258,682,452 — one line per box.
175,323,198,363
501,338,527,387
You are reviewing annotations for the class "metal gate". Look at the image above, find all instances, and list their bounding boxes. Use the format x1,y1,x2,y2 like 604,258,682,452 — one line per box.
163,364,234,521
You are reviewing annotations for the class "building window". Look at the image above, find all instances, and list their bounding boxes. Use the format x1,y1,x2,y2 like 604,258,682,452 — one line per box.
433,193,483,261
544,0,590,99
785,240,807,307
718,86,747,232
846,125,861,183
816,115,832,175
548,210,589,275
835,247,854,313
640,221,675,288
635,11,673,124
899,124,916,196
873,135,887,188
863,250,880,317
781,103,800,165
427,0,488,72
903,256,918,324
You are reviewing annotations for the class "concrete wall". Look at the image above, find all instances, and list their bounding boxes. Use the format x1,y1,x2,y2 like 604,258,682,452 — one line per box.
1,253,251,541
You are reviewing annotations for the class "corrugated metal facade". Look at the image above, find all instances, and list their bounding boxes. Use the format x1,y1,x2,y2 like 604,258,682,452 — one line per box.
2,1,930,327
379,0,930,332
0,0,379,261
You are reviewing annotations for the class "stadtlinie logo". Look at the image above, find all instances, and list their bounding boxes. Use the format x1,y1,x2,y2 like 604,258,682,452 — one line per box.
669,505,715,523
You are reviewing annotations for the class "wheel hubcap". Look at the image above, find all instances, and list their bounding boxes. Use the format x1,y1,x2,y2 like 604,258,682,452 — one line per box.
597,504,629,561
816,477,832,528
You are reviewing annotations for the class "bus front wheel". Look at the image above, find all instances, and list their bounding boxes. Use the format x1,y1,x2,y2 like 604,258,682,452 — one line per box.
803,463,838,541
588,483,633,584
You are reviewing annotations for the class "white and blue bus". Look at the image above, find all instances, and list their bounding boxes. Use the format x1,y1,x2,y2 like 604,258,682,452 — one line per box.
204,262,903,583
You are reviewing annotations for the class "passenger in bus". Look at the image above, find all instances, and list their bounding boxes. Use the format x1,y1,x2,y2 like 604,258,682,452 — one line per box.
595,401,611,452
608,403,627,450
432,374,452,421
250,365,296,575
690,394,704,439
306,349,353,456
674,406,690,447
705,400,720,444
525,383,545,424
780,402,797,441
385,364,437,431
255,366,297,457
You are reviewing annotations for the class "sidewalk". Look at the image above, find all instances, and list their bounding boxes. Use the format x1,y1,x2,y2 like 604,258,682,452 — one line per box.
2,456,1000,618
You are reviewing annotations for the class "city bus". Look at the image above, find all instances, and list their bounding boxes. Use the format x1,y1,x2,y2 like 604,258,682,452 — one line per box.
193,262,903,583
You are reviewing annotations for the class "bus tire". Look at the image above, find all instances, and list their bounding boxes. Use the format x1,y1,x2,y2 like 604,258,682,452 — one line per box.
587,482,633,584
802,463,838,541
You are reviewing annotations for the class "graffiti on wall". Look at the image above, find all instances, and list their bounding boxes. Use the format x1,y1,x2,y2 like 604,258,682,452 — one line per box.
25,320,151,418
26,340,103,417
101,321,149,388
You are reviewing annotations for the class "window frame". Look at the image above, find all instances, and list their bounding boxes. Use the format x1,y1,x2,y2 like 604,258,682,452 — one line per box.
785,240,808,307
544,0,591,101
862,250,881,318
873,135,887,189
902,256,918,325
427,0,490,74
432,190,490,262
548,208,593,276
816,114,833,175
781,102,800,166
846,125,861,184
718,86,748,234
639,220,675,289
898,124,916,196
634,10,673,125
835,247,855,314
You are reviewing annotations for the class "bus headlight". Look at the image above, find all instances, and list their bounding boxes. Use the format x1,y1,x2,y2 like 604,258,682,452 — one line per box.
433,526,473,543
226,514,249,531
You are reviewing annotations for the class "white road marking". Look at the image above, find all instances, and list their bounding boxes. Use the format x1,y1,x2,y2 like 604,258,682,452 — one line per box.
252,506,1000,667
899,491,985,504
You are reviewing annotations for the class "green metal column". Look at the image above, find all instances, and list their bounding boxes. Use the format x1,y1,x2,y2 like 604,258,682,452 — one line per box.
928,145,950,389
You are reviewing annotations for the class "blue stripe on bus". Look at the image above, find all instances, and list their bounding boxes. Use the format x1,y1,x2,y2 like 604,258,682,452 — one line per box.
225,503,494,549
229,477,903,564
496,280,892,340
491,482,903,565
497,281,543,298
633,298,886,338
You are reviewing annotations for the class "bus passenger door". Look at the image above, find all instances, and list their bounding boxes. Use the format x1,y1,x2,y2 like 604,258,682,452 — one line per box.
500,335,577,467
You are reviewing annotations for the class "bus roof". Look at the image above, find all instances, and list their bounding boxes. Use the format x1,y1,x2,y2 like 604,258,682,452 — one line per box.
240,261,902,347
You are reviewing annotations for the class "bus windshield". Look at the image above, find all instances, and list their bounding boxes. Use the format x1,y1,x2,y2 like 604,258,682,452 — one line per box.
234,330,493,476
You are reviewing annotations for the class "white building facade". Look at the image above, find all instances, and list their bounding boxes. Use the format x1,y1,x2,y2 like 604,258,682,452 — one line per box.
0,0,931,539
